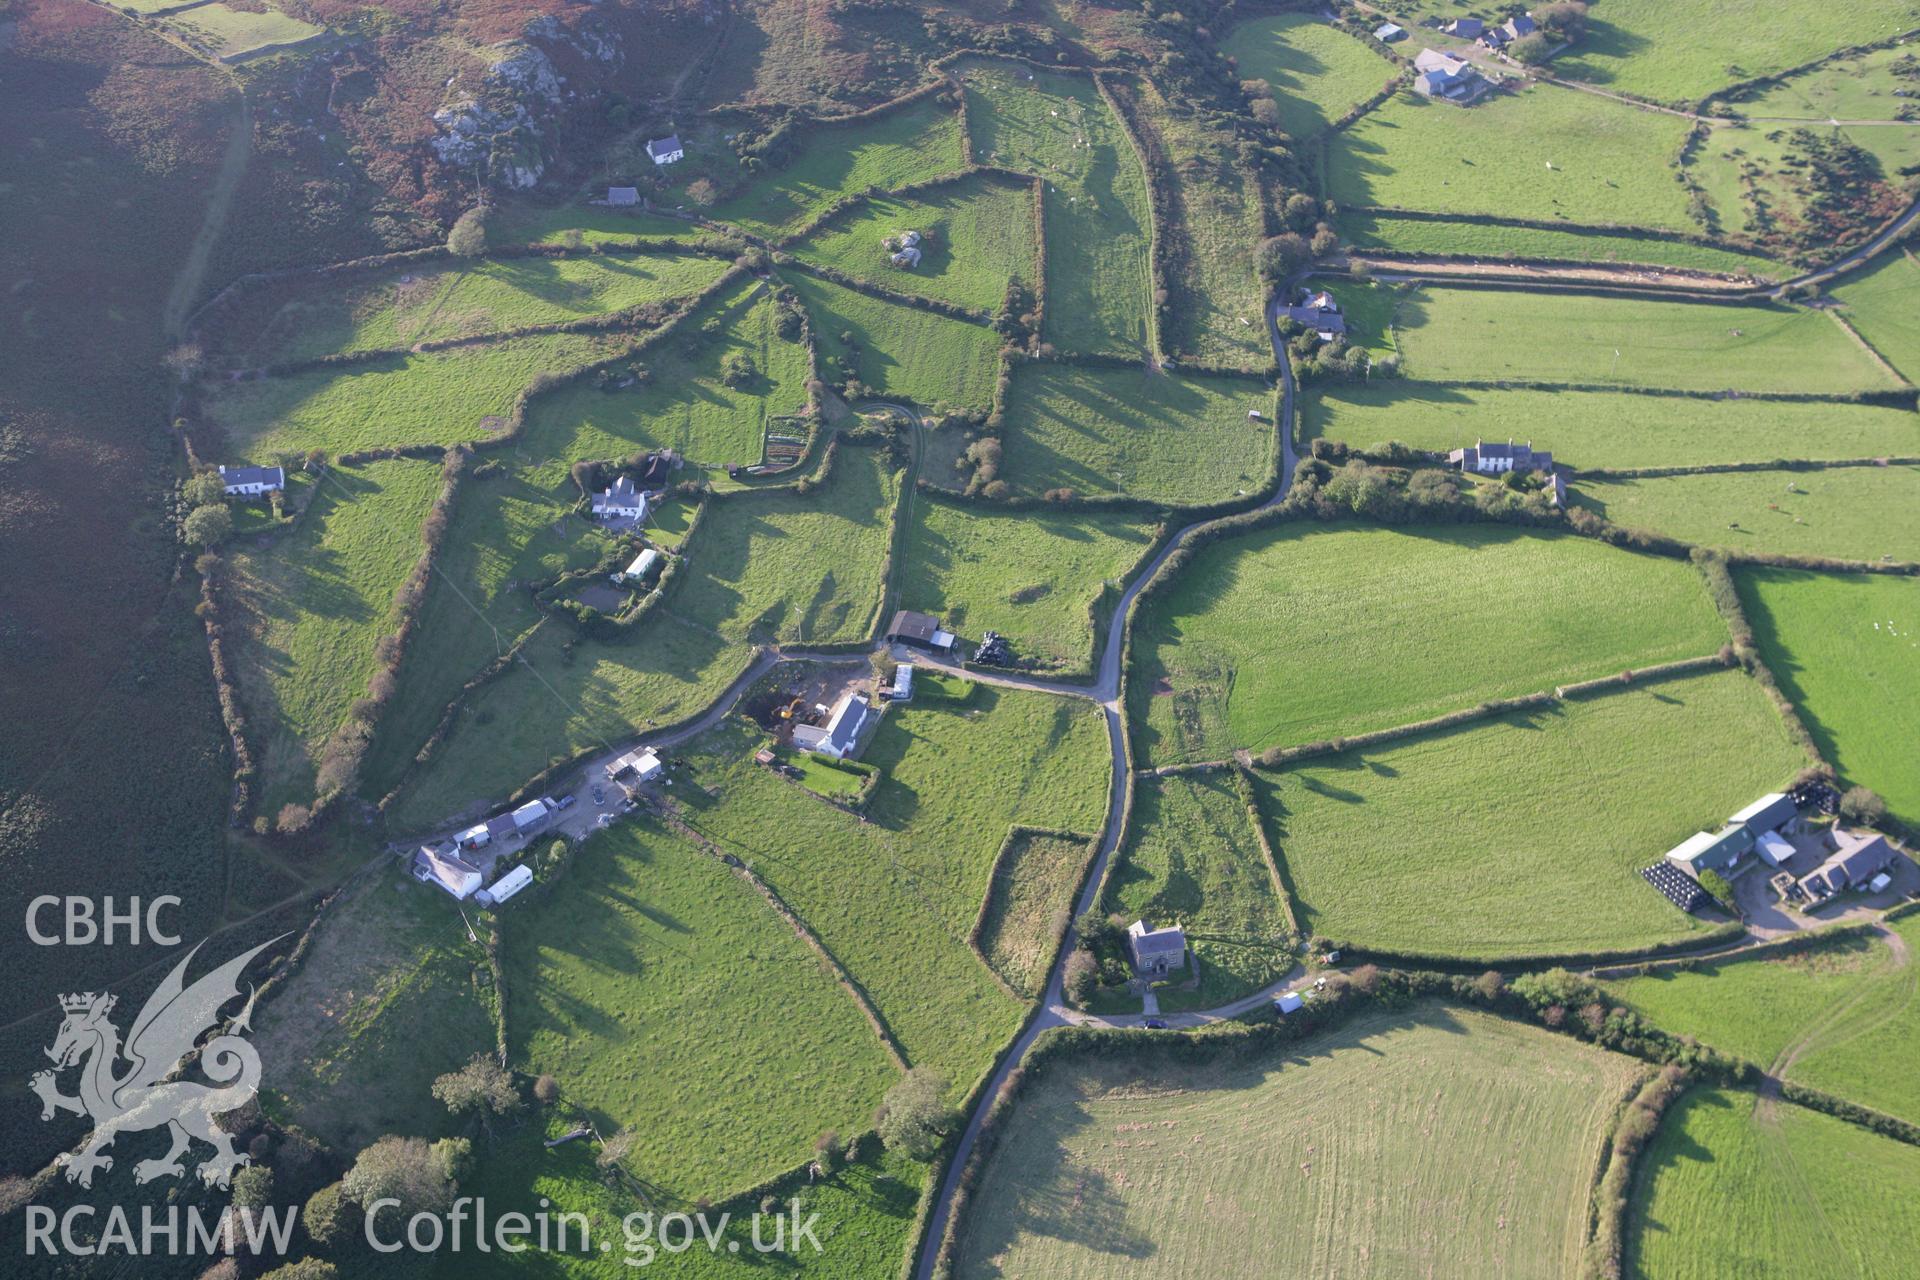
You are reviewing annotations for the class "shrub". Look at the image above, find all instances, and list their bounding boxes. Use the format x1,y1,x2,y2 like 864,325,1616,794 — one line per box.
1839,786,1887,825
301,1181,360,1249
183,503,233,547
447,207,489,257
875,1068,952,1160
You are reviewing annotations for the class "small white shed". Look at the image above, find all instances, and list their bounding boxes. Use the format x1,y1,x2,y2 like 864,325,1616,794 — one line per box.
1275,991,1304,1014
619,548,660,583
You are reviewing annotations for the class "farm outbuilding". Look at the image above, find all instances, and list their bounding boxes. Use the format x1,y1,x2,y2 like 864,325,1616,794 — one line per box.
607,186,639,206
887,610,956,652
608,748,663,783
618,548,660,583
477,863,533,907
512,799,552,833
1275,991,1304,1014
455,823,491,852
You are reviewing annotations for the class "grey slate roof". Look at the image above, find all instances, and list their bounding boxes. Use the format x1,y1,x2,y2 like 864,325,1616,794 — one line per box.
219,464,286,489
646,135,683,160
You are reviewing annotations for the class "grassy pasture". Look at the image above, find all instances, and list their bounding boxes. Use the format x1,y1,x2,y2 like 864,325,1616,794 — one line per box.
455,1121,927,1280
165,2,323,59
1001,362,1276,505
1741,568,1920,824
1106,773,1294,1005
976,830,1098,998
787,272,1002,411
1303,383,1920,469
1127,78,1273,368
203,332,621,459
1607,918,1920,1123
1628,1087,1920,1280
1266,670,1803,960
529,281,812,471
951,1004,1639,1279
488,203,728,248
213,254,730,367
896,496,1155,673
505,821,899,1201
789,172,1037,312
1392,287,1896,393
1688,120,1920,244
709,96,966,238
1833,247,1920,384
1132,522,1728,766
1573,465,1920,563
1550,0,1920,104
225,458,440,811
1718,45,1920,121
1222,12,1393,139
1339,210,1786,276
250,876,498,1156
1328,83,1696,231
960,58,1154,357
674,443,899,646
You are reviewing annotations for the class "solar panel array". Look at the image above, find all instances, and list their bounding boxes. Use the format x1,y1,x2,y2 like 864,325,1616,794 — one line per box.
1642,862,1708,914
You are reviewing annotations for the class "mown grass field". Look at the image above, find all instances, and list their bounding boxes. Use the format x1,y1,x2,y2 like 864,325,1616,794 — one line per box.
226,458,440,811
1741,568,1920,824
787,272,1002,411
1106,773,1294,1006
1127,78,1272,368
708,95,967,237
1303,383,1920,469
1328,83,1696,230
204,332,623,459
1628,1087,1920,1280
1833,248,1920,384
1267,671,1803,960
505,821,900,1201
951,1004,1639,1279
250,876,499,1156
1339,211,1786,276
1606,919,1920,1124
529,280,812,471
675,443,898,646
456,1120,927,1280
1132,522,1728,766
1574,465,1920,563
1392,287,1896,393
1551,0,1920,104
961,58,1154,357
1222,12,1393,140
213,254,731,367
976,830,1098,998
896,496,1154,672
789,172,1037,312
1001,362,1275,505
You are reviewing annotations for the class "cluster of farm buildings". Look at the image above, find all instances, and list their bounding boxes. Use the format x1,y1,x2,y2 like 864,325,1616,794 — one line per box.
1645,784,1903,915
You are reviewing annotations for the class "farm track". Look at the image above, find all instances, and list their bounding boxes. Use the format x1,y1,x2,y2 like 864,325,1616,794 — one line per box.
1755,922,1915,1124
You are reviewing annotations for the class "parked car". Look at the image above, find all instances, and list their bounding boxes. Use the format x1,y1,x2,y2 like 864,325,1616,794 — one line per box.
554,794,577,811
1143,1018,1168,1030
592,786,605,806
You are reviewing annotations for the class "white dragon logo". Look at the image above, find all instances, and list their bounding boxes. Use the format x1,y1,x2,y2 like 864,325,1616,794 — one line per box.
29,936,283,1190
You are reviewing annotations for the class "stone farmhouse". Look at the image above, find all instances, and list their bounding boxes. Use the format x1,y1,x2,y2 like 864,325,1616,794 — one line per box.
1412,49,1490,103
1798,829,1896,903
1480,13,1538,50
1127,920,1188,977
793,692,870,760
1286,289,1346,341
592,474,649,522
219,464,284,497
645,135,684,166
412,844,482,899
1449,440,1554,475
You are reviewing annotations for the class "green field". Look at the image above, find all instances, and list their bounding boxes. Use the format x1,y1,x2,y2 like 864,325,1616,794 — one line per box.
1128,78,1273,368
961,58,1154,358
1328,83,1696,231
787,272,1002,411
1717,44,1920,121
1606,920,1920,1123
204,332,622,459
673,693,1109,1089
1340,211,1786,277
529,281,812,470
1268,671,1803,959
1393,287,1896,393
1741,567,1920,823
488,203,728,248
896,496,1154,672
166,2,323,59
250,876,499,1155
1834,248,1920,384
226,458,440,811
1106,773,1293,1005
1222,12,1394,140
213,254,731,367
1574,465,1920,562
1303,383,1920,468
976,830,1098,998
789,172,1037,312
1688,119,1920,245
1551,0,1920,104
952,1004,1639,1279
709,96,967,237
1628,1087,1920,1280
675,443,899,646
1001,362,1276,505
505,821,900,1201
1133,522,1729,765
